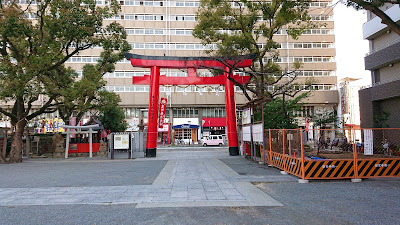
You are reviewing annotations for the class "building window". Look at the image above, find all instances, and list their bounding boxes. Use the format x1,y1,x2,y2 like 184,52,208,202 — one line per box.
174,129,192,140
202,108,226,118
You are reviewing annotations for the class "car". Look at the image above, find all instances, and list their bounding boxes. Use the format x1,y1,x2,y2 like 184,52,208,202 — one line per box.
202,135,224,146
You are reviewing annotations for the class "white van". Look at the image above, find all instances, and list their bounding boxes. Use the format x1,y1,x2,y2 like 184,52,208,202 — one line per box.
202,135,224,146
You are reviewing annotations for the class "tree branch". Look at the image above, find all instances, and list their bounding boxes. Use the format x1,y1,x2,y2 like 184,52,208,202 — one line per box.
0,107,16,120
350,0,400,35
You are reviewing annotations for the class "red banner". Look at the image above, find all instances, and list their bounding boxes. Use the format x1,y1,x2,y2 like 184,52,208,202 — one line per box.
158,98,167,128
305,117,309,132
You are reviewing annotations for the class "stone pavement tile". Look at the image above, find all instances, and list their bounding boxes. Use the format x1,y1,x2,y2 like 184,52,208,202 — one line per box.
2,196,40,202
171,191,188,198
121,192,140,198
80,193,117,203
122,191,141,197
153,192,170,197
186,179,202,184
105,193,126,199
225,195,246,201
125,196,154,203
172,185,187,191
151,196,171,202
0,189,22,197
206,191,226,200
137,192,156,197
188,194,207,200
188,183,203,189
118,195,140,203
29,191,69,195
169,197,193,202
217,182,235,189
134,196,154,203
155,187,171,193
43,197,85,204
203,186,220,192
38,194,81,200
221,188,242,197
99,188,128,194
202,181,218,187
188,189,206,195
200,179,214,183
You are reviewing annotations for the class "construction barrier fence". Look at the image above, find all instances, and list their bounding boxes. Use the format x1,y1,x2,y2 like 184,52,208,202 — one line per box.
260,128,400,180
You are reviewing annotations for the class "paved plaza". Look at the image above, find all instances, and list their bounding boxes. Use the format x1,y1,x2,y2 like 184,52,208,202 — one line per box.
0,149,289,207
1,147,400,225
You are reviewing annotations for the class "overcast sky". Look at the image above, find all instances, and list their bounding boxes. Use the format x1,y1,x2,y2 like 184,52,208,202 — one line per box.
333,3,371,87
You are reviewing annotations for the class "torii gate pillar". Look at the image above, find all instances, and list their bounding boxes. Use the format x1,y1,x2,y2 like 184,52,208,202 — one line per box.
146,66,160,157
224,67,239,155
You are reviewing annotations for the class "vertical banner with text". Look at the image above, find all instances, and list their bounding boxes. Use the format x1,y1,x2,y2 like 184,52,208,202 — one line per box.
364,129,373,155
158,98,168,128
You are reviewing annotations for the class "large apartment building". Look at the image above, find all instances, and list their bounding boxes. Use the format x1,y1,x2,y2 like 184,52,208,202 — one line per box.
359,4,400,128
1,0,339,144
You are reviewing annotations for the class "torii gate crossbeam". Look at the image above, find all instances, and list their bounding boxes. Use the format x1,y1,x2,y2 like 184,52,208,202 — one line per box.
125,53,254,157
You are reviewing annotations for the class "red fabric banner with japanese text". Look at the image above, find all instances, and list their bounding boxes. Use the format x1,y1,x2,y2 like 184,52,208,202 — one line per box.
158,98,167,128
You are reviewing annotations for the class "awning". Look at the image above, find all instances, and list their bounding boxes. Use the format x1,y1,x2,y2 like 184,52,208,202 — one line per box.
173,124,199,129
202,118,226,127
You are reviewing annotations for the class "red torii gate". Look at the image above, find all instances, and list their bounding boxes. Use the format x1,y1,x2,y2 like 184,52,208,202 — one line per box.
125,53,254,157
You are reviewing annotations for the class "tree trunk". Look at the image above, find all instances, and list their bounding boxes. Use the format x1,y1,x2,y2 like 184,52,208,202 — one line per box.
0,154,7,163
9,120,27,163
0,130,9,164
1,131,7,158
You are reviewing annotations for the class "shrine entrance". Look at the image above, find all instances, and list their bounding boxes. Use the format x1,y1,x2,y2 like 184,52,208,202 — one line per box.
125,53,254,157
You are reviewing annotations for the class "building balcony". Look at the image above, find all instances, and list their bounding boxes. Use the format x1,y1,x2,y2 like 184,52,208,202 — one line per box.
360,77,400,101
364,38,400,70
362,5,400,40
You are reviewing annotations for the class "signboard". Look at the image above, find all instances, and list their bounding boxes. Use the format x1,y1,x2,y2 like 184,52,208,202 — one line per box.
364,129,373,155
43,118,65,133
158,121,169,132
308,125,313,140
252,123,264,143
113,134,130,149
340,85,349,115
158,98,167,128
242,126,251,141
242,108,251,125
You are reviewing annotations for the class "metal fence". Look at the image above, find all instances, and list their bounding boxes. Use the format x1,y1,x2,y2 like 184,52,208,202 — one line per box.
260,128,400,180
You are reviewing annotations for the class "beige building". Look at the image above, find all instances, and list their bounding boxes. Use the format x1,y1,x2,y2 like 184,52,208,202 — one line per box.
2,0,339,143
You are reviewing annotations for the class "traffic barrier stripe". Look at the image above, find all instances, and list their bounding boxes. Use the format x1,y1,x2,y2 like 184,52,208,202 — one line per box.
285,157,302,177
304,160,354,179
358,159,400,178
271,152,285,170
269,153,302,178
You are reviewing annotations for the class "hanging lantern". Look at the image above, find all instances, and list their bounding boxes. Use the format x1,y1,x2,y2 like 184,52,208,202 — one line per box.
166,86,171,96
183,87,187,96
